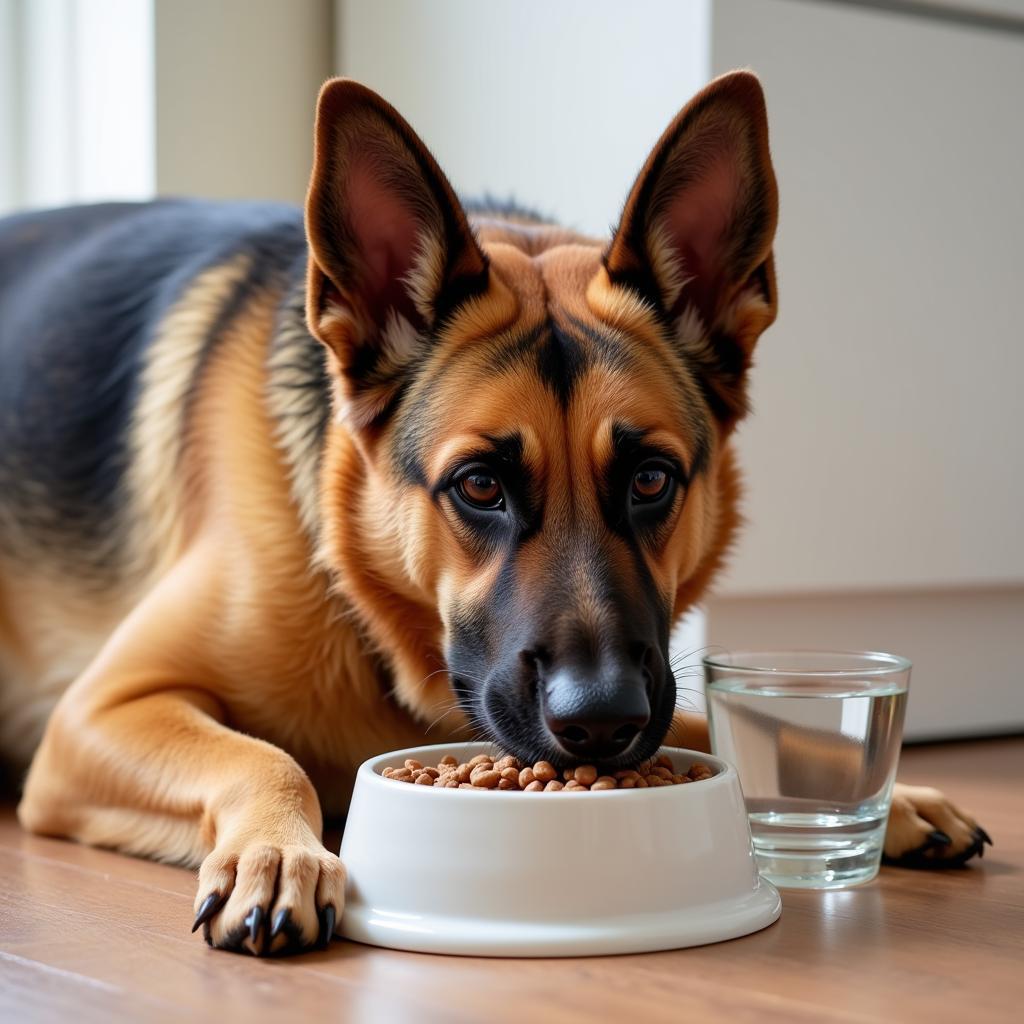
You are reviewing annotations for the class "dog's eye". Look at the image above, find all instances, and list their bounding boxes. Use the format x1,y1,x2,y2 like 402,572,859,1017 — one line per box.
456,471,504,510
631,462,671,504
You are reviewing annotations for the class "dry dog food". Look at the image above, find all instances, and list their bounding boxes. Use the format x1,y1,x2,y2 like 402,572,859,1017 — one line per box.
381,753,715,791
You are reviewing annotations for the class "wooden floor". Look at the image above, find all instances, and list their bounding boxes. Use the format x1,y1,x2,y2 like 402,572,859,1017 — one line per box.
1,738,1022,1023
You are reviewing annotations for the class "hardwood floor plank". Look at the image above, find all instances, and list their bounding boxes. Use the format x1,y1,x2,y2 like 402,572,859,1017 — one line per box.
0,952,179,1024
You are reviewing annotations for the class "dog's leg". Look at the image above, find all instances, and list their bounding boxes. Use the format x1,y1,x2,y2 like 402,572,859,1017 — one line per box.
883,783,991,867
668,710,711,753
17,549,344,956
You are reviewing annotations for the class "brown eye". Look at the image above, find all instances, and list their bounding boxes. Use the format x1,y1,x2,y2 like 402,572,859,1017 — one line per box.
631,463,671,503
456,471,504,510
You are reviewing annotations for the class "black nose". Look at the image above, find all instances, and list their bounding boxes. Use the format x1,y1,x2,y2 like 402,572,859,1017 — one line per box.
541,654,652,760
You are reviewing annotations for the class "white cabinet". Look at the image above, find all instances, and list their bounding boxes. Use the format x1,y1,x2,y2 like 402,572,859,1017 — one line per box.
711,0,1024,595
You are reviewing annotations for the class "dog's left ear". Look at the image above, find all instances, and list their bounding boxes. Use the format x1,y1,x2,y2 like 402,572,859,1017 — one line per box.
305,78,488,426
605,70,778,423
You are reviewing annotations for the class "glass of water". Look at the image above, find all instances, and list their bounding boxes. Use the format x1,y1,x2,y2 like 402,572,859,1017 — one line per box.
705,650,910,890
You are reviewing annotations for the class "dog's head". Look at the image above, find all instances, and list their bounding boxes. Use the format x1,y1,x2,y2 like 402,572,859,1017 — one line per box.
305,74,777,767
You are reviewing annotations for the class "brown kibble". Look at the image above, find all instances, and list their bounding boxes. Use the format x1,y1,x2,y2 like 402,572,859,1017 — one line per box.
381,752,711,792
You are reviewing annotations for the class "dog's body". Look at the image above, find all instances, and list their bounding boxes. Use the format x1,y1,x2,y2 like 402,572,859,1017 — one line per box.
0,74,986,956
0,198,431,810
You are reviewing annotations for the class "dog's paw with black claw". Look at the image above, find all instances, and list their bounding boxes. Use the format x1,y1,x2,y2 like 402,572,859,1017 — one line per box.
883,784,993,869
191,831,344,955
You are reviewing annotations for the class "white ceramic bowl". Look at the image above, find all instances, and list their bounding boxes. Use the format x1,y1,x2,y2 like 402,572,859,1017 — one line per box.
339,742,780,957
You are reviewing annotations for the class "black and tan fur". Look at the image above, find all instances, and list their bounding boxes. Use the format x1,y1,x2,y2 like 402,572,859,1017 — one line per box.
0,73,988,956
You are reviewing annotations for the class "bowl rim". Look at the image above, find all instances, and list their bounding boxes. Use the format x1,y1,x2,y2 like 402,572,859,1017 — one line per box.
356,742,734,800
702,648,912,677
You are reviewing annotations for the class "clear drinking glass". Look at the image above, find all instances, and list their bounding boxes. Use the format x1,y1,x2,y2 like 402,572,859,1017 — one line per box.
705,650,910,889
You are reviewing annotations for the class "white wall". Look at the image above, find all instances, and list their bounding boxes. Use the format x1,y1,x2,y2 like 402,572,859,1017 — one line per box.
0,0,154,213
0,1,20,212
155,0,332,204
336,0,711,237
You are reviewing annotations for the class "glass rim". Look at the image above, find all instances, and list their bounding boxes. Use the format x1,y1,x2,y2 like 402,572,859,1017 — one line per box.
702,648,912,678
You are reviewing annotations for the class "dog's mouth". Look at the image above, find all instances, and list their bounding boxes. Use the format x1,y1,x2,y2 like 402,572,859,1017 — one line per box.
450,670,676,771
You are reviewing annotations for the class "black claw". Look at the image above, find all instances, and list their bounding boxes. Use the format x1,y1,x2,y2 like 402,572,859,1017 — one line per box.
928,830,953,847
270,907,291,939
884,830,987,870
319,905,336,949
244,905,264,944
977,826,993,846
192,891,226,933
970,829,985,858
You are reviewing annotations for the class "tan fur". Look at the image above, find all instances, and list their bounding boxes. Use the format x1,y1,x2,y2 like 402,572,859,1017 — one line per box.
127,254,257,586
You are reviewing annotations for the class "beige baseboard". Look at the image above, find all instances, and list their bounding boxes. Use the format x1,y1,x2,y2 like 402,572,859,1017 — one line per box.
704,586,1024,741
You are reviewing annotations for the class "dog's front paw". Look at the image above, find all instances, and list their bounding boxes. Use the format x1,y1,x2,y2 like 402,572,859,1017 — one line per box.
883,783,992,869
191,829,345,955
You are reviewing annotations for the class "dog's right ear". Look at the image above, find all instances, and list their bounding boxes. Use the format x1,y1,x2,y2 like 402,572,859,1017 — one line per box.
305,79,488,428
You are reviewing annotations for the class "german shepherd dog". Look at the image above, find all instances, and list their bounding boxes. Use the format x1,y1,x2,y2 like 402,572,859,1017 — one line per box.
0,73,989,956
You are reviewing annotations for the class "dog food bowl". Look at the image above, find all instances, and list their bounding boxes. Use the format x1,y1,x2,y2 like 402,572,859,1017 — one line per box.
338,742,781,956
